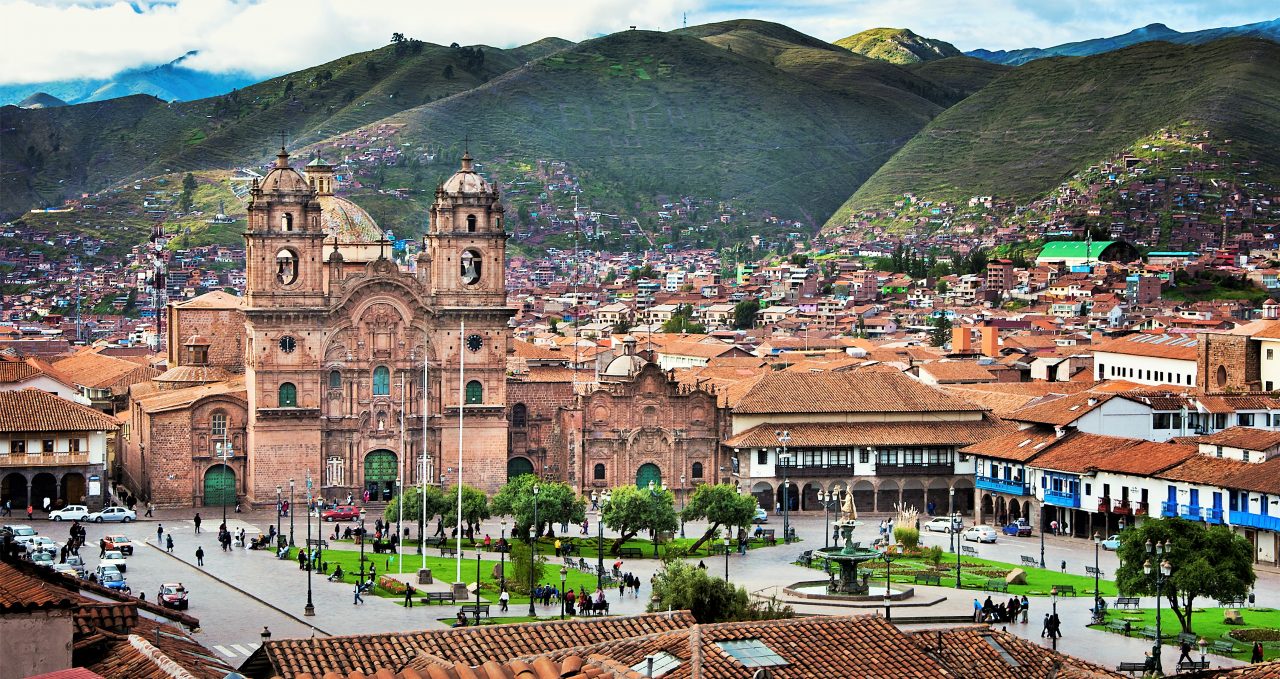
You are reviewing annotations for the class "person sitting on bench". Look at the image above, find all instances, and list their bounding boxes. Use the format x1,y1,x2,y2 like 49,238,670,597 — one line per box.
328,564,344,582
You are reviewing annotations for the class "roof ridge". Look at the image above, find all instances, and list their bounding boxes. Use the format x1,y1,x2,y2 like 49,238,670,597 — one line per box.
127,633,201,679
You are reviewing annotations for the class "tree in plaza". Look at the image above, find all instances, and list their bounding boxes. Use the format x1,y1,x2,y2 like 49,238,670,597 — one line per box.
1114,517,1255,633
927,314,952,347
601,484,678,555
442,484,491,542
383,485,448,540
490,474,585,539
507,539,546,595
681,483,757,553
732,298,759,329
648,561,793,623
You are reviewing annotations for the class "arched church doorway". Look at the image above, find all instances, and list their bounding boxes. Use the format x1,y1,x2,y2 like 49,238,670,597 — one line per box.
635,463,661,489
507,456,534,480
364,450,397,501
61,473,86,506
203,465,235,507
31,473,56,510
1,473,27,508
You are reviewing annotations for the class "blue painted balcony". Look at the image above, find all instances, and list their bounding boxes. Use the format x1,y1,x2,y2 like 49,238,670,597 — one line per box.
976,475,1031,496
1044,488,1080,509
1229,510,1280,532
1161,501,1178,518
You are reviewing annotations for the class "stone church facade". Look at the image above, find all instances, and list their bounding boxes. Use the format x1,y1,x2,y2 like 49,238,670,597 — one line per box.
123,149,514,506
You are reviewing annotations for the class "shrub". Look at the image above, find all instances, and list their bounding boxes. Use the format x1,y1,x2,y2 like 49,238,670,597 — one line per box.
507,541,546,595
894,527,920,550
921,545,944,568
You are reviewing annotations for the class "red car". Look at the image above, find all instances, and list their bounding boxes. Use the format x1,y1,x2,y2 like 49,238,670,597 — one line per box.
322,505,359,522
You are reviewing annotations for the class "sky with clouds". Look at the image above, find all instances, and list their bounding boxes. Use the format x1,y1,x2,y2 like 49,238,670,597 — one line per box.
1,0,1275,84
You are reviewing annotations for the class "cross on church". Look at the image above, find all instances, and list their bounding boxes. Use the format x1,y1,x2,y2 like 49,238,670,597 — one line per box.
277,130,288,151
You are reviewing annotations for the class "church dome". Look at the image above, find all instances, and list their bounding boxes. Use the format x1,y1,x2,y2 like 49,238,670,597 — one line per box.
260,148,310,194
603,353,647,378
153,364,232,390
318,194,383,243
440,152,492,195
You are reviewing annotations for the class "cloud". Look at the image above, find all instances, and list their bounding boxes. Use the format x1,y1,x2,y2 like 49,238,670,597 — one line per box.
0,0,1275,84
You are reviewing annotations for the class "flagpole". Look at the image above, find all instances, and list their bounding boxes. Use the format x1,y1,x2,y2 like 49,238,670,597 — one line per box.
398,370,405,574
421,334,428,556
456,319,464,584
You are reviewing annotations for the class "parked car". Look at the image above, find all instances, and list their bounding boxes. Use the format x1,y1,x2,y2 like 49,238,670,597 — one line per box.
924,517,960,533
962,525,999,543
52,563,80,578
26,536,58,553
157,583,189,610
65,554,88,578
29,549,55,567
87,506,136,523
101,550,127,573
1002,519,1033,537
752,508,769,524
321,505,360,522
48,505,90,522
3,524,37,539
105,534,133,555
1100,534,1121,551
97,565,128,592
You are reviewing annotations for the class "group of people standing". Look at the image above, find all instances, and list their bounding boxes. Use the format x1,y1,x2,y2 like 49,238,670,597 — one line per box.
974,594,1031,625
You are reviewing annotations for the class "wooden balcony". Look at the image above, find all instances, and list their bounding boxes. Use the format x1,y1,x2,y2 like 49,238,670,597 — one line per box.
0,452,92,467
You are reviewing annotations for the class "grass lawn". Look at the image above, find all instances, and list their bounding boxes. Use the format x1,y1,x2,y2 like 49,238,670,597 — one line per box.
288,547,618,604
429,615,549,624
1089,607,1280,660
800,552,1118,598
320,533,786,560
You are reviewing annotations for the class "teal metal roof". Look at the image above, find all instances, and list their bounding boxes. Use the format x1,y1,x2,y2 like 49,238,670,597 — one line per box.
1036,241,1116,259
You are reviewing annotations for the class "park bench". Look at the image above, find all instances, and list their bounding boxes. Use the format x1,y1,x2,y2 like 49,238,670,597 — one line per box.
798,550,813,567
984,579,1008,593
561,542,579,556
563,557,576,569
1177,632,1199,646
1212,640,1238,655
440,546,456,558
1053,584,1076,597
618,547,643,559
424,537,445,547
1139,626,1161,640
1219,597,1246,608
1021,555,1039,567
1178,661,1210,672
459,604,490,619
418,592,456,605
1085,566,1104,578
1116,661,1151,675
1105,620,1130,636
961,545,978,556
762,529,777,546
914,574,941,586
1114,596,1141,609
577,558,593,573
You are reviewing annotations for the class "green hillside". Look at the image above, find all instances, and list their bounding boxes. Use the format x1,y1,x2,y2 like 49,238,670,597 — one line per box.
902,57,1011,100
834,28,963,64
826,38,1280,227
0,37,571,216
370,26,942,225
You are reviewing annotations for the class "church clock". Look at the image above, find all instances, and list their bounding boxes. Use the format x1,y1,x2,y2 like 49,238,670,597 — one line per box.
466,334,484,352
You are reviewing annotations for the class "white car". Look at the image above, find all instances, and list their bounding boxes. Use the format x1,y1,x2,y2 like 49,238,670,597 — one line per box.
87,506,136,523
924,517,960,533
101,550,128,573
4,524,37,539
961,525,998,543
49,505,90,522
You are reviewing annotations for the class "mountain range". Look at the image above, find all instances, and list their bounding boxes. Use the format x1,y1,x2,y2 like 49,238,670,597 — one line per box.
2,17,1279,241
834,28,962,64
0,51,260,107
967,17,1280,65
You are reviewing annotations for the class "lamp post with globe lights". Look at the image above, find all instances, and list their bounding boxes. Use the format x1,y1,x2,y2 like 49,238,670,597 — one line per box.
1144,539,1173,676
776,430,791,544
528,484,540,617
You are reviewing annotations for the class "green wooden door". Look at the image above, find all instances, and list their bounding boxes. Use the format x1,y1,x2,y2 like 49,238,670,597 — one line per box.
507,456,534,480
636,463,662,489
203,465,235,507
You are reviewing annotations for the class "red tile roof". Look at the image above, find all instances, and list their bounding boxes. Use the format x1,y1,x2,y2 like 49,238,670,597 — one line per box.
0,389,121,433
725,417,1007,449
734,370,985,415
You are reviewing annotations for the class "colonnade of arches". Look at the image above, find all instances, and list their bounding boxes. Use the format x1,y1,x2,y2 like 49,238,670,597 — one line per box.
748,477,975,516
1,471,88,509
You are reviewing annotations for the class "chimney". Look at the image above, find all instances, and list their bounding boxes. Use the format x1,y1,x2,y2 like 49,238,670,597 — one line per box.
981,325,1000,357
951,326,972,353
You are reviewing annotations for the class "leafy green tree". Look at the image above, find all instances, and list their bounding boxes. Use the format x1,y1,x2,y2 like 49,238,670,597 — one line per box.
507,539,546,595
927,314,952,348
613,319,633,334
648,561,793,623
383,484,448,541
442,484,490,540
1114,517,1255,633
662,304,706,334
681,484,757,552
732,298,759,329
935,279,949,294
178,172,196,212
601,484,678,555
491,475,585,538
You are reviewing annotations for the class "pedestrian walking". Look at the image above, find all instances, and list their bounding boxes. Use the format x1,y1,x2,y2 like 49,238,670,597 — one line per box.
145,502,154,518
156,524,164,543
166,534,174,553
1041,613,1050,638
1020,595,1029,623
973,598,982,622
27,504,34,520
1049,612,1062,639
1252,641,1265,663
99,538,107,558
354,582,364,605
1178,639,1193,665
194,513,202,534
403,583,414,608
195,546,204,566
499,589,510,612
2,499,11,516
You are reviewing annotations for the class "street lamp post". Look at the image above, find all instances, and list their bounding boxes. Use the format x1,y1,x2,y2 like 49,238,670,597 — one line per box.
877,543,898,620
647,480,662,558
220,434,232,526
1039,501,1046,569
358,507,367,581
819,489,841,549
948,487,956,553
474,551,483,624
723,535,730,581
559,566,568,620
289,479,296,547
679,475,687,540
499,520,507,593
275,485,282,548
1050,586,1059,650
304,474,314,617
1092,532,1102,598
953,509,962,589
1144,539,1172,676
528,484,540,617
596,490,610,591
776,430,791,544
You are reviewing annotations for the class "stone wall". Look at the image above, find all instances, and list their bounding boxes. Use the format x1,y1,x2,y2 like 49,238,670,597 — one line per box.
171,306,246,371
1198,332,1261,393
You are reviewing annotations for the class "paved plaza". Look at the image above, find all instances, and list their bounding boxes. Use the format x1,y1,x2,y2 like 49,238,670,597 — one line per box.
14,505,1269,670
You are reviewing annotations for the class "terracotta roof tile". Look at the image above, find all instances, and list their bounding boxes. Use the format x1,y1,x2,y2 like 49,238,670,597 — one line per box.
0,560,79,612
1092,333,1199,361
1222,456,1280,495
918,361,998,383
1156,455,1254,486
907,626,1124,678
1009,392,1120,427
1185,427,1280,451
725,417,1008,449
734,370,985,415
0,389,120,433
962,427,1063,462
53,350,160,391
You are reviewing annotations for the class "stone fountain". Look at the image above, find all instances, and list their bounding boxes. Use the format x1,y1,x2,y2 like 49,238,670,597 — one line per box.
814,492,881,594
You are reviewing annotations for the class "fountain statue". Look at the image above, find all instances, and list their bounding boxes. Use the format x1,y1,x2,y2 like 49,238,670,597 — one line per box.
815,488,880,594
